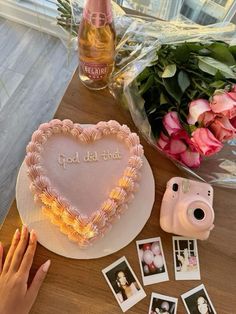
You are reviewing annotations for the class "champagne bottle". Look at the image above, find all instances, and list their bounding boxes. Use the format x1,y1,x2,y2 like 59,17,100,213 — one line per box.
78,0,116,90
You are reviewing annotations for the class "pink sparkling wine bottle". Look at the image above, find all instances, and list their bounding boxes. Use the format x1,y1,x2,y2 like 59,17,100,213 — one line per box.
78,0,116,90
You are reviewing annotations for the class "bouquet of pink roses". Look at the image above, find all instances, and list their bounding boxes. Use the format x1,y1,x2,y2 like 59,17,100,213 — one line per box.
136,40,236,169
110,19,236,187
158,85,236,168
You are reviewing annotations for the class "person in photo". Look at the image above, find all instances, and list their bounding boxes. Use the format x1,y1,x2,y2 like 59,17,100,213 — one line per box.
183,286,215,314
115,269,140,303
150,298,176,314
103,257,146,312
195,295,213,314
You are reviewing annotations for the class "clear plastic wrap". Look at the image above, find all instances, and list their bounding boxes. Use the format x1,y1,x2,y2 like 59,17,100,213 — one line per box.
110,18,236,188
57,2,236,188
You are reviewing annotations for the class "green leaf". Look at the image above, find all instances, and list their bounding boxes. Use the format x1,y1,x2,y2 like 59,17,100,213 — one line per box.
208,43,235,66
214,70,226,81
189,89,198,100
163,77,183,103
197,56,236,79
57,7,68,15
174,44,190,63
178,71,190,93
209,80,226,89
186,43,203,52
160,93,168,105
139,75,154,95
229,45,236,58
137,68,152,82
198,48,211,56
162,64,177,78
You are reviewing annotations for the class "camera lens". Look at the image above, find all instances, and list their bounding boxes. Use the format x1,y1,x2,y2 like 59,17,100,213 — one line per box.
172,183,178,192
193,208,205,220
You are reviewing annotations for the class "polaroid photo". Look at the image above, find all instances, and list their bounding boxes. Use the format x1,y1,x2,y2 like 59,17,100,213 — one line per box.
181,284,217,314
136,237,169,286
102,256,146,313
148,292,178,314
172,236,201,280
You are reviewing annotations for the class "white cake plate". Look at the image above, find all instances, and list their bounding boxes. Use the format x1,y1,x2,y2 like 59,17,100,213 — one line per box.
16,156,155,260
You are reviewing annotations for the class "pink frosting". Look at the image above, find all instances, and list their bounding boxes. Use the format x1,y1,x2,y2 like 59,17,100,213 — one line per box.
125,133,140,147
26,142,41,153
128,156,143,169
108,120,121,133
117,125,131,140
78,128,91,142
25,152,41,166
26,119,144,247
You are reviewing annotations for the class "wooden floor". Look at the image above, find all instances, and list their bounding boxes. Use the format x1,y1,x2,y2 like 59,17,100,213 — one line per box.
0,17,78,224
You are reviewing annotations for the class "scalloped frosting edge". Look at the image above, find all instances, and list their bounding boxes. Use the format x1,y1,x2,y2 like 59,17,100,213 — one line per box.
25,119,143,247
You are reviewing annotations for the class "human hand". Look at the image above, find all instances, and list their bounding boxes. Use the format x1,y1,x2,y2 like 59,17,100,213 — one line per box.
0,226,51,314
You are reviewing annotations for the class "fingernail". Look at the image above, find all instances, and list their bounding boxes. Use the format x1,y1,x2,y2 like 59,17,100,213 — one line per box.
42,260,51,273
21,225,27,235
14,228,20,240
30,229,36,243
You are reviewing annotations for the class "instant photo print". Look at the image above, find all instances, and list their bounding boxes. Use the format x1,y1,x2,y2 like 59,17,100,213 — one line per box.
148,292,178,314
136,237,169,286
102,256,146,312
181,284,217,314
173,236,201,280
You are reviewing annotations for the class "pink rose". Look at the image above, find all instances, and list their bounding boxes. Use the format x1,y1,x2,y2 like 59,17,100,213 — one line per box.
232,84,236,93
221,106,236,119
187,99,213,125
164,130,190,155
161,129,201,168
210,116,236,141
172,129,195,150
210,91,236,118
168,138,187,154
157,132,169,149
230,116,236,128
199,111,216,126
180,150,201,168
191,128,223,156
163,111,182,136
229,90,236,100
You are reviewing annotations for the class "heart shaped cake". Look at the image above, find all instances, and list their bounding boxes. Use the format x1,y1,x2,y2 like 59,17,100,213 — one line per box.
25,120,143,247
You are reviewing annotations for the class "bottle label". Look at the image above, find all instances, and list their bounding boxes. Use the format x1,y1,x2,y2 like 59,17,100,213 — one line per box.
80,62,109,80
83,9,112,28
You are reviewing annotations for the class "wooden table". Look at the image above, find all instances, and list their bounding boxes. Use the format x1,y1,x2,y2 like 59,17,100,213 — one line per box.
1,71,236,314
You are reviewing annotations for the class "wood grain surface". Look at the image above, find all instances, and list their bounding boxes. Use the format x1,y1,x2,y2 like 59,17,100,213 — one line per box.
1,71,235,314
0,17,77,224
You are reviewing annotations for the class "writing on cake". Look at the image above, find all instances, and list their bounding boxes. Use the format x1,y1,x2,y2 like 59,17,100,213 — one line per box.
58,149,122,169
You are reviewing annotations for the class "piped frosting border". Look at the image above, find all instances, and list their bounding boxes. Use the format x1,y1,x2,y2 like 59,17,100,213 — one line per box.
25,119,143,247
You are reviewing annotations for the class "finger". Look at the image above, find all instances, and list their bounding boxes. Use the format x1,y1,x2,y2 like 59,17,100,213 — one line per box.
2,228,21,274
18,230,37,278
27,260,51,307
0,242,3,274
10,225,29,273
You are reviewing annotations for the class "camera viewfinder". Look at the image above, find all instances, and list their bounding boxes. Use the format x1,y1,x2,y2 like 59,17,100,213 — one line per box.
172,183,178,192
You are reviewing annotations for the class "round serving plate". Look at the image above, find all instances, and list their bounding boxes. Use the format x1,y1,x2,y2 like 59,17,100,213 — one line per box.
16,125,155,259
